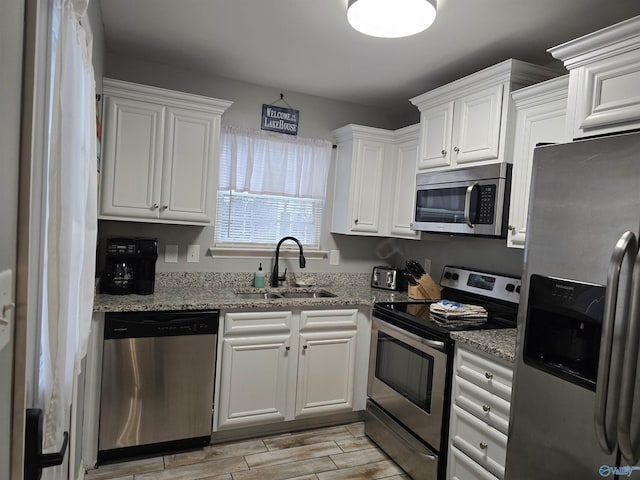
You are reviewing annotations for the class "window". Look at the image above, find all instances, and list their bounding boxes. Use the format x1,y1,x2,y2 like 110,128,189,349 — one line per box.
214,128,332,249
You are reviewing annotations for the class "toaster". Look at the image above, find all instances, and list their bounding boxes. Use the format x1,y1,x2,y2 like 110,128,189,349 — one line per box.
371,266,408,291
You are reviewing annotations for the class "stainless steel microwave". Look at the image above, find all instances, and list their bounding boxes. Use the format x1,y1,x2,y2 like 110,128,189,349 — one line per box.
413,163,512,237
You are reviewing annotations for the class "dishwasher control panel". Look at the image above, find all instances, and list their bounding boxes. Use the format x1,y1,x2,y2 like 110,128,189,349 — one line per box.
104,310,219,339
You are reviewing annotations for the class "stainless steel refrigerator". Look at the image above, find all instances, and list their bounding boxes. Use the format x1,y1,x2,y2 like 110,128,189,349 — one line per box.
506,131,640,479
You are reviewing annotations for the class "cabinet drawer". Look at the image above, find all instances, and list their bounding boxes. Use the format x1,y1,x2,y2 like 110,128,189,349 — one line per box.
450,405,507,479
224,311,292,335
299,309,358,331
456,346,513,401
454,376,510,435
449,445,500,480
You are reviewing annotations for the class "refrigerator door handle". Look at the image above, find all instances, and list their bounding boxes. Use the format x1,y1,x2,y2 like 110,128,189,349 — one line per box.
596,230,637,454
618,245,640,465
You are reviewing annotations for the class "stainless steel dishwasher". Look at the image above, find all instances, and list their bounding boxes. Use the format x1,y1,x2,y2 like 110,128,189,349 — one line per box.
98,310,218,463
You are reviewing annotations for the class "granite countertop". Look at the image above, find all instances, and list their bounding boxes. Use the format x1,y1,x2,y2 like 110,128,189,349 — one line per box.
93,272,411,313
450,328,517,363
93,271,516,363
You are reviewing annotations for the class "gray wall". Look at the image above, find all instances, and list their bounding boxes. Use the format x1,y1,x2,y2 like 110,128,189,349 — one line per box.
99,54,524,279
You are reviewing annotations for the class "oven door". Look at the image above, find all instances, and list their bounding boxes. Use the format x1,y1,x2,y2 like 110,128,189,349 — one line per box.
367,316,449,450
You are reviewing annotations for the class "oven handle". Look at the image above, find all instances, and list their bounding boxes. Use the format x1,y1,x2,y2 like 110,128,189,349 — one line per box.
374,316,446,352
464,182,479,228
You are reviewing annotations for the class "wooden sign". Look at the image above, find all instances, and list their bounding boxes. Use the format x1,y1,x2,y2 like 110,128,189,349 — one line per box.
261,104,299,136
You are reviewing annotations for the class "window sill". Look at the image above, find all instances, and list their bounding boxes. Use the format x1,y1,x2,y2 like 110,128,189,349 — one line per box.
207,247,329,260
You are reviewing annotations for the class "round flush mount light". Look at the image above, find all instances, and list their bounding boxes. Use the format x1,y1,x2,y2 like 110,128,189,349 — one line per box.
347,0,437,38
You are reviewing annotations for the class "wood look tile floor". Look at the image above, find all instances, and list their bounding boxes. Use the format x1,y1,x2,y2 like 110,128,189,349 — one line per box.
85,422,410,480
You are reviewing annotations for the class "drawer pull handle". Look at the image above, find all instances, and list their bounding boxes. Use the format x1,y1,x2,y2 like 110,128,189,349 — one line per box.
285,346,290,351
482,404,491,413
485,372,494,380
480,442,488,450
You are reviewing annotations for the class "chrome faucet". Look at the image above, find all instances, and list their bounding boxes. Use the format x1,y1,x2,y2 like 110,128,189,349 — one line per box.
271,236,306,287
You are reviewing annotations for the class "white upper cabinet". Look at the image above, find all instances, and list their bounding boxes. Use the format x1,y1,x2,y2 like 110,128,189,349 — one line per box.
410,59,559,172
331,124,421,240
549,16,640,139
507,76,569,249
100,79,232,225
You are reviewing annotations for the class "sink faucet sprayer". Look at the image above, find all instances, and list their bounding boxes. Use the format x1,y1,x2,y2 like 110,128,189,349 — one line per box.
271,236,306,287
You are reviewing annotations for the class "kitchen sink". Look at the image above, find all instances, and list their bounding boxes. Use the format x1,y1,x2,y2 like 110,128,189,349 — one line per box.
234,292,283,299
280,290,337,298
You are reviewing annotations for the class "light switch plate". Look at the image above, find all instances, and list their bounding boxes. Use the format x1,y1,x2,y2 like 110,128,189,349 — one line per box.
329,249,340,265
165,245,179,263
0,269,13,351
187,244,200,263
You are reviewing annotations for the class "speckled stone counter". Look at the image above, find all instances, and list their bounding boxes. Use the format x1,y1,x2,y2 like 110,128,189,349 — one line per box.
450,328,517,363
93,272,412,313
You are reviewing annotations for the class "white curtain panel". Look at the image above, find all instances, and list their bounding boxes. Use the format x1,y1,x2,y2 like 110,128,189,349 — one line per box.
40,0,97,474
219,127,332,199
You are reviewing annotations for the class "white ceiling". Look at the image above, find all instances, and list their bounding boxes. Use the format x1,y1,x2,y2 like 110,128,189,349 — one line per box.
99,0,640,113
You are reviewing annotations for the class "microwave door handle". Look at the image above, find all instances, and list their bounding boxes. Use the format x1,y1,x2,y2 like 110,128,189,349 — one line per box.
464,183,478,228
618,244,640,465
595,230,637,454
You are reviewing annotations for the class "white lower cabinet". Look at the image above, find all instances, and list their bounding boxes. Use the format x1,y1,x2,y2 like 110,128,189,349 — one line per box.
215,308,367,431
448,344,513,480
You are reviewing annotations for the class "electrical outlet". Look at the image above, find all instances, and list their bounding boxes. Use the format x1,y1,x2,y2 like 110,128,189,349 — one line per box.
329,249,340,265
424,258,432,274
165,244,179,263
187,244,200,263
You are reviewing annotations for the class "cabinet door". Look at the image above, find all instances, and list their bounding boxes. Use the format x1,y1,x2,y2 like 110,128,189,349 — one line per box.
418,102,453,170
389,137,421,239
217,334,292,429
100,96,164,219
452,84,504,166
295,330,357,417
349,139,385,233
160,107,218,223
508,91,567,248
571,50,640,138
449,446,500,480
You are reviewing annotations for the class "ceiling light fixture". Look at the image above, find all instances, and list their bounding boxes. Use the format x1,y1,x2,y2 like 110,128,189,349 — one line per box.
347,0,437,39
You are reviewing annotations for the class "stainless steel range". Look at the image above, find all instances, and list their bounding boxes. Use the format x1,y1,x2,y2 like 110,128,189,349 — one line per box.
365,266,520,480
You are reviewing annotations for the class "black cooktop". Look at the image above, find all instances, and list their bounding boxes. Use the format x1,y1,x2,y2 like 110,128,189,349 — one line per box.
373,266,520,340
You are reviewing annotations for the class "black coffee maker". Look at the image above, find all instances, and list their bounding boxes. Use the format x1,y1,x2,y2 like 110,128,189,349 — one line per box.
101,238,158,295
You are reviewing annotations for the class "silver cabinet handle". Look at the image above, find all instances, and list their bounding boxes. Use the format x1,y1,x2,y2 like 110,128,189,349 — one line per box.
485,372,493,380
161,205,168,211
618,242,640,464
464,182,478,228
596,231,637,454
285,346,290,351
482,405,491,413
152,203,159,209
303,344,308,350
354,219,359,225
441,149,447,157
453,146,460,153
479,442,488,450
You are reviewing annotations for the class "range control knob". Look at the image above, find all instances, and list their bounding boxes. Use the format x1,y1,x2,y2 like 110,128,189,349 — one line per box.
451,273,459,281
506,283,515,292
516,285,521,294
444,272,452,279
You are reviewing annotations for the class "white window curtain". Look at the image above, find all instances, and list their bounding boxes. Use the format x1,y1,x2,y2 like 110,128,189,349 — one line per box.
39,0,97,473
215,127,331,248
